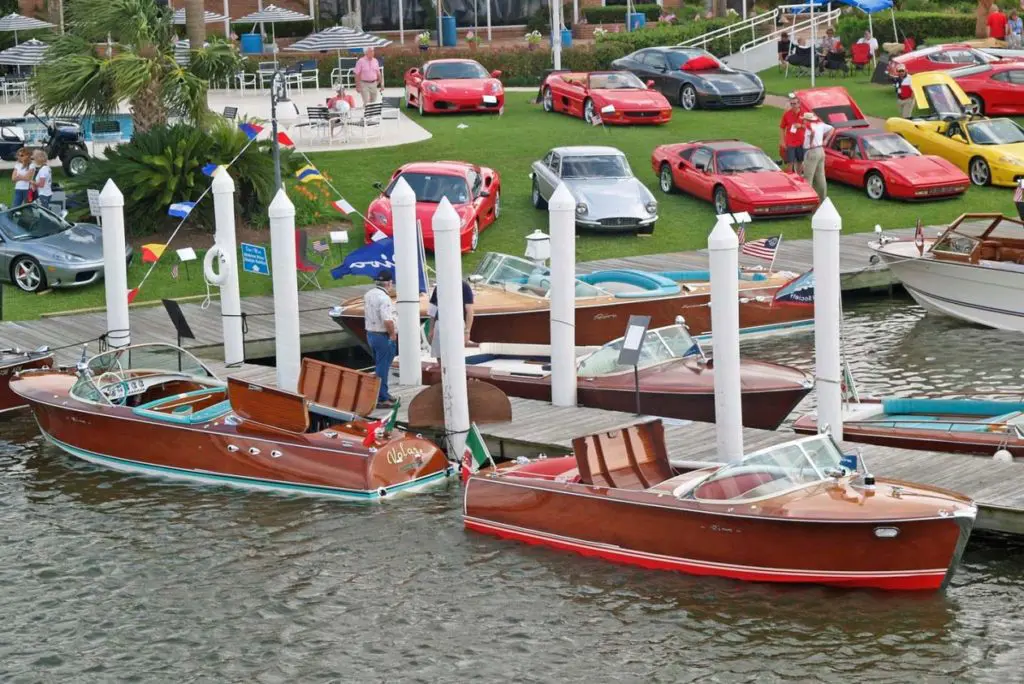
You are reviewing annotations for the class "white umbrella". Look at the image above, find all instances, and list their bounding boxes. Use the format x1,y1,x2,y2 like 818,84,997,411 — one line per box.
286,27,391,77
0,13,55,45
171,8,230,25
0,38,49,66
236,4,312,44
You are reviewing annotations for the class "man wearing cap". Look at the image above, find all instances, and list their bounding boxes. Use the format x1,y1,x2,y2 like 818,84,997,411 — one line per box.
802,112,833,200
1015,179,1024,220
363,270,398,408
779,94,806,173
895,64,914,118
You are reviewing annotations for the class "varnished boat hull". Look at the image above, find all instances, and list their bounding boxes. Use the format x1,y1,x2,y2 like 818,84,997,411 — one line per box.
0,354,54,413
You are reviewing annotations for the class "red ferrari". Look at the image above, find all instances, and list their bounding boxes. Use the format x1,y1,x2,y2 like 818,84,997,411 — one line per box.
887,44,999,78
652,140,819,217
364,162,501,253
540,70,672,125
794,87,969,201
950,61,1024,115
404,59,504,115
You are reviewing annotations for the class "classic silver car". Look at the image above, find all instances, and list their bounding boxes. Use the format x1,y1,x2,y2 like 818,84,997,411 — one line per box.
530,145,658,234
0,203,133,292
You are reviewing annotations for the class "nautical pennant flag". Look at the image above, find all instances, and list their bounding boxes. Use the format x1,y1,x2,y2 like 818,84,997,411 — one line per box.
127,288,139,304
167,201,197,219
383,399,400,433
461,423,494,483
141,243,166,264
914,218,925,254
331,198,355,215
238,122,263,140
841,356,860,403
361,417,383,447
361,401,401,447
741,235,780,261
201,163,219,177
277,131,295,148
591,114,602,126
1015,180,1024,203
296,165,323,183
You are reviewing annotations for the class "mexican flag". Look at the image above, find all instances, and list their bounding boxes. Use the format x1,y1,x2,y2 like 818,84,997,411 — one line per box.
461,423,493,483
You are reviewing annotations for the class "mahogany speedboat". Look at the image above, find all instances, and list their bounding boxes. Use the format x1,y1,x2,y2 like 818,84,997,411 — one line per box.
465,422,976,591
11,344,451,500
420,324,812,429
794,397,1024,458
331,252,815,346
0,347,53,413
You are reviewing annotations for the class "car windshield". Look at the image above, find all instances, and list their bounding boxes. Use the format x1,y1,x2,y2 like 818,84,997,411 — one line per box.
561,155,631,179
1,204,71,240
589,72,645,90
576,326,701,377
425,61,488,80
862,134,919,158
666,49,713,69
716,149,778,173
922,84,965,118
966,119,1024,145
386,172,469,204
472,252,611,299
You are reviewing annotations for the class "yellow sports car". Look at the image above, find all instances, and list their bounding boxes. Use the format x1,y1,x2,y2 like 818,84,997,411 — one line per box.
885,72,1024,187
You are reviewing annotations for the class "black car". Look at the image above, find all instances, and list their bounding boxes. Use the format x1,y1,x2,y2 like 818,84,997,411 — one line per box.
611,47,765,111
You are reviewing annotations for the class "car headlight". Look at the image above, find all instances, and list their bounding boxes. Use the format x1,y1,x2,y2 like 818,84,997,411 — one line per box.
698,80,719,94
751,74,763,88
999,155,1023,165
575,202,588,216
486,81,501,94
373,212,389,225
62,253,85,263
645,201,658,215
425,83,441,94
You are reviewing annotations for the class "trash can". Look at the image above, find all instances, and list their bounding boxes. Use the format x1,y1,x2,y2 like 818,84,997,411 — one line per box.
240,33,263,55
627,12,646,31
441,15,457,47
560,28,572,49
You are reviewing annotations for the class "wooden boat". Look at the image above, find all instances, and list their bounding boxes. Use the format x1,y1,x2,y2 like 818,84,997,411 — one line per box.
0,347,53,413
419,324,813,429
793,397,1024,458
10,344,452,500
331,252,815,346
465,421,976,591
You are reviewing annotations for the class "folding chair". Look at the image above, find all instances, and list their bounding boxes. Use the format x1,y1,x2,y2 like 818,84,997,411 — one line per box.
786,46,811,78
298,60,320,90
347,101,383,143
222,106,238,120
851,43,872,73
295,229,324,290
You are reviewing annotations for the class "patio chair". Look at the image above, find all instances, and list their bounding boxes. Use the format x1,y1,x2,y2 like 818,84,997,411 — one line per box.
222,106,238,121
258,61,277,89
786,45,811,78
381,96,402,129
851,43,872,72
331,57,357,90
302,106,332,141
295,229,324,290
298,60,320,90
2,78,28,104
236,71,258,95
347,101,383,143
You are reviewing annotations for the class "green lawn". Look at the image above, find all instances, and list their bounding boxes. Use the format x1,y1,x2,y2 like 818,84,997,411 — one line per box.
757,69,903,119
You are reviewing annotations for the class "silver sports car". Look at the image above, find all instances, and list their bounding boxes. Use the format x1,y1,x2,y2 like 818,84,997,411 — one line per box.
0,203,133,292
530,145,658,234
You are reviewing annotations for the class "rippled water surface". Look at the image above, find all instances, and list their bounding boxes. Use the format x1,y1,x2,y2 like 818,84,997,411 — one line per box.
2,297,1024,683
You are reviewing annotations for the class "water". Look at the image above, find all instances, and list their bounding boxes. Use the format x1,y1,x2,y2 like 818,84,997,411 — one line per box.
2,296,1024,683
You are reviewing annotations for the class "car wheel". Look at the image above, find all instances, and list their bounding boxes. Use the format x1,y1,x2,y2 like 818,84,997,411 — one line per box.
969,157,991,186
864,172,886,200
65,153,89,177
968,94,984,115
542,86,554,113
713,186,730,215
583,98,595,124
659,163,674,194
679,84,698,111
11,256,46,293
531,178,547,209
493,190,501,219
469,221,480,251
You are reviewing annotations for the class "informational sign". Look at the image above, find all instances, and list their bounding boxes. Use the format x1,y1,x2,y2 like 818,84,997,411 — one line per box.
616,315,651,367
241,243,270,276
87,189,102,220
176,247,197,262
329,230,349,244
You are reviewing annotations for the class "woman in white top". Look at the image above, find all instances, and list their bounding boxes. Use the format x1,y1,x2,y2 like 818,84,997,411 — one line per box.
32,149,53,210
11,147,32,207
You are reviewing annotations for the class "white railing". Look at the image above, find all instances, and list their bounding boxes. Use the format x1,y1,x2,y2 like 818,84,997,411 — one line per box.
739,7,842,54
676,9,779,55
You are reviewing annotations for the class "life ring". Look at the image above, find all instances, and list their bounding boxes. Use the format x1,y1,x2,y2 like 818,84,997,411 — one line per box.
204,245,227,286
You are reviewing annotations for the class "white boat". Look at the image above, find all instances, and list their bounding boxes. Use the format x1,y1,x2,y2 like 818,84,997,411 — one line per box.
870,213,1024,332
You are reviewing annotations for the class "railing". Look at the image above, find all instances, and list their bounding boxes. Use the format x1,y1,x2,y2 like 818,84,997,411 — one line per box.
676,9,779,55
739,7,842,55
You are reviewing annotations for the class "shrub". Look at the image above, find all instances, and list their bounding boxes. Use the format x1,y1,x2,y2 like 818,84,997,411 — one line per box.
836,11,975,46
579,4,662,23
599,19,742,56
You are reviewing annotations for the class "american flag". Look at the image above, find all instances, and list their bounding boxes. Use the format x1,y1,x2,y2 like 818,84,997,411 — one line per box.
171,264,179,280
591,115,602,127
1015,181,1023,203
741,235,780,261
312,239,330,254
736,224,746,245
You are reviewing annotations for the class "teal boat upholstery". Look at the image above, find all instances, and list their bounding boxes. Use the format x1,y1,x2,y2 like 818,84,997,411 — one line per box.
877,398,1024,432
578,270,681,298
658,270,769,282
132,388,232,425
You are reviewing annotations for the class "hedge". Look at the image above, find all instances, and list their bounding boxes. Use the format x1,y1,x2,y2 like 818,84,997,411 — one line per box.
835,12,975,47
599,19,742,57
578,4,663,24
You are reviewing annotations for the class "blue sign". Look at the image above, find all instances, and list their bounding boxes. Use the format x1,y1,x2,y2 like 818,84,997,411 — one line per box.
241,243,269,276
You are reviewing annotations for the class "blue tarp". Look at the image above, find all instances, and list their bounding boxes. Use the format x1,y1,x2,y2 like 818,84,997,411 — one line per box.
788,0,893,14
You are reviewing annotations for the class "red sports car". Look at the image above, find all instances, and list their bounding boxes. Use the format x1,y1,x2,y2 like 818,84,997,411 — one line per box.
364,162,501,253
794,87,969,201
540,70,672,125
887,44,999,78
652,140,819,217
404,59,504,115
950,61,1024,115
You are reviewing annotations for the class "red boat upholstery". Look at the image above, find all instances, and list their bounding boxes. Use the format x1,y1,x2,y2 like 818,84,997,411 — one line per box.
511,455,580,482
573,420,673,490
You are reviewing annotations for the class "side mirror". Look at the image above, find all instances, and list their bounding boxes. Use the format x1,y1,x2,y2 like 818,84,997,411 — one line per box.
479,190,490,198
677,161,686,171
490,69,502,78
484,176,492,186
952,134,966,143
372,181,385,192
646,79,655,88
408,67,419,76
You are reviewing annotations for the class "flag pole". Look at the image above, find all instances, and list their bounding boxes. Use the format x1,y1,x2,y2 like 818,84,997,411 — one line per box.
767,234,783,274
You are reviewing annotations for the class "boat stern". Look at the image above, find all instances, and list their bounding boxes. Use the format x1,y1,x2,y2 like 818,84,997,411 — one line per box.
365,434,453,498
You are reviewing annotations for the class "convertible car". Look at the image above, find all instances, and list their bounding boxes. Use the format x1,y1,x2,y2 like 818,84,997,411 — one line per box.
652,140,819,217
794,87,969,201
539,70,672,125
0,203,132,293
404,59,504,115
530,146,658,233
364,161,501,252
887,44,999,78
949,61,1024,115
611,46,765,111
885,72,1024,187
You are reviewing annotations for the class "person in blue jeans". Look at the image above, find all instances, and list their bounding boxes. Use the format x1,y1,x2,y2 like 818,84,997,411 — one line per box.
362,270,398,408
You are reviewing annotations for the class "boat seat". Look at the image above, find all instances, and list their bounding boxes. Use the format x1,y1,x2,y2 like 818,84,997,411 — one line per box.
693,472,776,500
573,420,673,490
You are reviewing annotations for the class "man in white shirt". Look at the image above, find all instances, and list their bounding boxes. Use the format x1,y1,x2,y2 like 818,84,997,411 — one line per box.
801,112,834,200
362,270,398,408
857,30,879,55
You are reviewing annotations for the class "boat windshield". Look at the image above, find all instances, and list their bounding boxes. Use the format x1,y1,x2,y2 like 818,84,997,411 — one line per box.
576,325,700,377
472,252,612,298
692,435,846,501
72,344,217,405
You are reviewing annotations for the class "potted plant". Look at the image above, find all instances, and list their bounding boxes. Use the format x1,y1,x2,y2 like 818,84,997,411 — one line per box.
525,30,542,50
466,30,481,50
417,31,431,51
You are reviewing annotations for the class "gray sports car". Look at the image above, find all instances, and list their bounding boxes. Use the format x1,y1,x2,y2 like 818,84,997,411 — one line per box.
530,146,658,234
0,204,133,292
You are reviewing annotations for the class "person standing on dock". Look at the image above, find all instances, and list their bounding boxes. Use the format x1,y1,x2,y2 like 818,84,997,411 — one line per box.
780,94,806,174
364,270,398,409
801,112,833,201
428,279,475,361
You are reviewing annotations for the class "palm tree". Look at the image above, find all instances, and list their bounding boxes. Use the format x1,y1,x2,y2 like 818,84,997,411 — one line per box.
32,0,240,133
47,0,63,34
184,0,206,49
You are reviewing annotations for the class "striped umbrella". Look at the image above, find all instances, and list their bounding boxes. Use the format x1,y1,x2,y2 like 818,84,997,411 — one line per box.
0,38,50,66
285,27,391,76
0,13,55,44
174,39,213,66
236,5,311,43
171,8,230,25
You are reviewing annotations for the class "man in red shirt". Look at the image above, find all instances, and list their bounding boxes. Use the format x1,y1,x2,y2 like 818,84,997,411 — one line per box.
779,94,806,173
988,5,1008,40
895,64,914,118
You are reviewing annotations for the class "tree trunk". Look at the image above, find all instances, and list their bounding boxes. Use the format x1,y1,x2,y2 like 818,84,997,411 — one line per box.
130,81,169,134
977,0,994,39
713,0,728,18
184,0,208,111
47,0,64,34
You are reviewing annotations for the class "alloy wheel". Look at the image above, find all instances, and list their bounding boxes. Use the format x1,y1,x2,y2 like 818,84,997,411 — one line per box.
583,99,595,124
969,158,990,186
542,87,553,112
12,257,43,292
680,85,697,111
68,155,89,176
493,190,501,218
659,164,673,193
470,222,480,251
713,187,729,215
865,173,885,200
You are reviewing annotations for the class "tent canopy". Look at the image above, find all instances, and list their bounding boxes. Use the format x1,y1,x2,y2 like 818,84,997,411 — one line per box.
788,0,892,13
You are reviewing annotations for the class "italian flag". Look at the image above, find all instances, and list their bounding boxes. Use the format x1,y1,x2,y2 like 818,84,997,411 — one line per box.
461,423,492,483
362,400,401,447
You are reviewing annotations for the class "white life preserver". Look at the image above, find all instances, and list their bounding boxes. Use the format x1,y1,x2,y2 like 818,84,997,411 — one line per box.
203,245,228,286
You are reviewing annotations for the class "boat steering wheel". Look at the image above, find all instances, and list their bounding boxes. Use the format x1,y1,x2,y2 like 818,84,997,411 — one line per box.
96,371,130,406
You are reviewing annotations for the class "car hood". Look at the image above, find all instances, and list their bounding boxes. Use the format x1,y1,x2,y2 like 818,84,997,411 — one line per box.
795,86,866,121
564,178,653,217
592,89,667,108
31,223,106,260
691,70,760,92
727,171,816,197
368,198,473,234
424,78,498,96
876,155,969,181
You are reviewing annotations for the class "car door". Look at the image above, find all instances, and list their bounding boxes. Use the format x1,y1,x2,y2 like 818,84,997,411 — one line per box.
994,69,1024,113
934,121,973,169
824,133,853,184
535,151,560,200
641,51,672,95
688,147,716,201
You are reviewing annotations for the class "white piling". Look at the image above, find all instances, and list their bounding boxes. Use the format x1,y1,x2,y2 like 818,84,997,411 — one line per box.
813,198,843,442
432,198,470,461
549,182,577,407
268,189,300,392
708,217,744,462
391,177,422,386
99,179,130,349
550,0,562,70
211,168,244,367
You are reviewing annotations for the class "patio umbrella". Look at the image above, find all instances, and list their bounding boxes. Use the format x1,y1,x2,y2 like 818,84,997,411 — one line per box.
0,38,49,66
286,27,391,81
171,8,230,25
236,4,312,45
0,13,55,45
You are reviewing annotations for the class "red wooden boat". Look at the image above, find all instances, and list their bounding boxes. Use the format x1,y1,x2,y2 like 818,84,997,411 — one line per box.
465,422,976,591
10,344,451,500
420,324,812,429
0,347,53,413
331,253,815,347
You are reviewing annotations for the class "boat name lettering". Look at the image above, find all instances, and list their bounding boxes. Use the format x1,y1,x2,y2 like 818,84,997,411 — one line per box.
710,524,737,534
247,384,263,392
593,313,617,321
386,445,423,465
